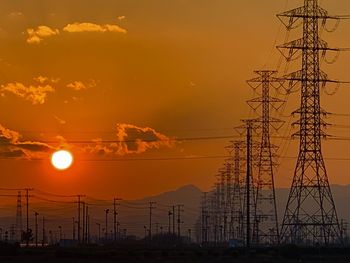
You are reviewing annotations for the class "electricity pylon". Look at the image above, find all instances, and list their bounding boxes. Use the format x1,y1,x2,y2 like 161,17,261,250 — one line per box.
16,191,23,242
226,141,245,241
277,0,344,245
247,70,284,246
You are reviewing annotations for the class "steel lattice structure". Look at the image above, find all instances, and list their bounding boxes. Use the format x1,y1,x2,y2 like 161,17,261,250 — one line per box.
247,71,284,245
278,0,342,245
16,191,23,242
230,141,244,241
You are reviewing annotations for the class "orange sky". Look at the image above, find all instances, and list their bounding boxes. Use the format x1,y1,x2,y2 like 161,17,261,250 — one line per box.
0,0,350,199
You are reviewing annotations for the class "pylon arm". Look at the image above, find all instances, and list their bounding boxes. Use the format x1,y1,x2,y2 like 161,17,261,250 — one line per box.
277,6,338,30
292,107,330,116
278,38,342,61
281,70,339,87
292,119,331,127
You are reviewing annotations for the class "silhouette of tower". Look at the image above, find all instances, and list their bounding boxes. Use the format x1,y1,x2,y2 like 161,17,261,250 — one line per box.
16,191,23,242
247,70,284,245
228,141,244,241
278,0,343,245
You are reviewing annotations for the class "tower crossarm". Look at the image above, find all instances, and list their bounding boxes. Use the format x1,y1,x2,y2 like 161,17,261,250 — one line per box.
277,5,338,30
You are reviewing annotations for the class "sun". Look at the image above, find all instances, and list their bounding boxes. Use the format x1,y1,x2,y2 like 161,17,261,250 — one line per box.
51,150,73,170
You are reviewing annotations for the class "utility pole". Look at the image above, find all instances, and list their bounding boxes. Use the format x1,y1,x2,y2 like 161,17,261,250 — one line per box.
278,0,343,245
85,206,88,243
105,209,110,241
96,223,101,242
42,216,45,247
24,188,33,247
58,226,62,241
34,212,39,247
247,70,284,245
113,197,122,242
168,210,172,234
177,205,184,238
82,202,85,243
76,195,85,243
72,217,75,240
149,202,156,240
201,192,208,244
86,211,90,244
172,205,175,235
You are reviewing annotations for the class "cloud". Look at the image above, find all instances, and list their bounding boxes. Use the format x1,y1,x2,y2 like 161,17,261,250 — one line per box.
33,76,53,84
0,124,54,159
53,115,66,125
67,81,87,91
118,16,126,21
1,82,55,105
67,79,97,91
63,22,127,34
26,26,59,44
9,11,23,17
85,124,174,156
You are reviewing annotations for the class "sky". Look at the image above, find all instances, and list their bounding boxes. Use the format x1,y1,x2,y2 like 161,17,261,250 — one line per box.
0,0,350,199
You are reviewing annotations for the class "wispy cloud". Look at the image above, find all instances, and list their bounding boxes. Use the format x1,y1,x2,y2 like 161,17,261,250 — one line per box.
63,22,127,34
53,115,66,125
1,82,55,105
26,26,59,44
85,124,174,156
0,124,54,159
8,11,23,17
33,76,60,84
66,79,97,91
67,81,87,91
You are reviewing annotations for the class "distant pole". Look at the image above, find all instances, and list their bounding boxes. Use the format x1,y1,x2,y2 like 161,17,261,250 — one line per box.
42,216,45,247
82,202,85,243
85,206,89,243
113,199,117,242
72,217,75,240
96,223,101,242
25,188,30,247
77,195,81,243
34,212,39,247
188,229,192,243
105,209,110,241
58,226,62,241
177,205,184,238
149,202,156,240
113,198,122,241
87,213,90,244
172,206,175,235
168,211,172,233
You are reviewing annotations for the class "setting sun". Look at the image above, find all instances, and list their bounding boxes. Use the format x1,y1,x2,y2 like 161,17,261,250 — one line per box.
51,150,73,170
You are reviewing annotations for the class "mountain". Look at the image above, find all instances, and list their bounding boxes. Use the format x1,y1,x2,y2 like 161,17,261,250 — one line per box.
1,184,350,241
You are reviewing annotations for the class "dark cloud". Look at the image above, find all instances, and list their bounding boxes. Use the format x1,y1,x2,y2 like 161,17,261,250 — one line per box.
85,123,174,156
0,124,54,159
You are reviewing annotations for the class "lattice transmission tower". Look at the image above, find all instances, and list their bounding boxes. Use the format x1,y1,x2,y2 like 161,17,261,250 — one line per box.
247,71,284,246
278,0,344,245
16,191,23,242
227,141,245,241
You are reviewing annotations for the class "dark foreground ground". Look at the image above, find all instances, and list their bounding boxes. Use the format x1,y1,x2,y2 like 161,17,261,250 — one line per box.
1,244,350,263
